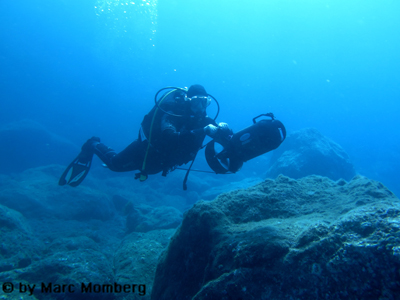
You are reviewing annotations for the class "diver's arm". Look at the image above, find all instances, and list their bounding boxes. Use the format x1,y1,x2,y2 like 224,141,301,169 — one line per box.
205,121,233,148
160,114,205,147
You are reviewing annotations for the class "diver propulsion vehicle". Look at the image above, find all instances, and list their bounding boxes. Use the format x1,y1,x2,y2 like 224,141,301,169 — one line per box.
205,113,286,174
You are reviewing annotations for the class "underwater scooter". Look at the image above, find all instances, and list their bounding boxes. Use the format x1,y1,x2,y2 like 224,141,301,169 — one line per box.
205,113,286,174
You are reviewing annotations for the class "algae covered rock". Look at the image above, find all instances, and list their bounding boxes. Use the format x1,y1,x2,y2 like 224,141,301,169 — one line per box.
126,205,183,233
0,204,44,273
113,229,175,299
151,175,400,300
6,249,115,300
267,128,355,181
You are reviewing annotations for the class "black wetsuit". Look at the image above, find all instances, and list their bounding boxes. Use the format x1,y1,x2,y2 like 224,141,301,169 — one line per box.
94,92,217,176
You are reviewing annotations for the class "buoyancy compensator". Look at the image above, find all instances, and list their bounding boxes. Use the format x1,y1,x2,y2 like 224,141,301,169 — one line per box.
205,113,286,174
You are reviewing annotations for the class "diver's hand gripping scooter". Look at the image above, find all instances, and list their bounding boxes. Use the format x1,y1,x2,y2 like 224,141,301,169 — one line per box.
205,113,286,174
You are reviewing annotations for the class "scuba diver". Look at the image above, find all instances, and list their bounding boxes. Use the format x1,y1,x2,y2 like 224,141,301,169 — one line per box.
59,84,232,189
60,84,287,190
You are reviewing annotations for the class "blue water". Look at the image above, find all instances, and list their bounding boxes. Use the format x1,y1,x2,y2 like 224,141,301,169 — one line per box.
1,0,399,193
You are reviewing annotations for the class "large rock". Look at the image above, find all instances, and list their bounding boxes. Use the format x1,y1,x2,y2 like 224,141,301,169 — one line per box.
1,247,115,300
200,177,263,200
151,175,400,300
0,204,43,273
1,227,174,300
267,128,355,181
126,205,183,233
0,165,177,300
113,229,176,300
0,120,78,174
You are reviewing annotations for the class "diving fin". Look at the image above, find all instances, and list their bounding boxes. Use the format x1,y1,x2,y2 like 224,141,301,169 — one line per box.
58,150,94,187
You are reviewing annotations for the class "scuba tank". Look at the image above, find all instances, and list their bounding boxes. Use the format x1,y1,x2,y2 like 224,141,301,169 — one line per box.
205,113,286,174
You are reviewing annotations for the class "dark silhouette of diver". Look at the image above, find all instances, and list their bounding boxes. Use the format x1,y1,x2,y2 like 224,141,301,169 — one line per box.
59,84,232,189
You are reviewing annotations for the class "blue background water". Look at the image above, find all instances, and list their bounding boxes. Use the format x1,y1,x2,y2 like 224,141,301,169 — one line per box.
1,0,399,193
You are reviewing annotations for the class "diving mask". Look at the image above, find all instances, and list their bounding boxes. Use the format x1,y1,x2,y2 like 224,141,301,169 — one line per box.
189,96,211,110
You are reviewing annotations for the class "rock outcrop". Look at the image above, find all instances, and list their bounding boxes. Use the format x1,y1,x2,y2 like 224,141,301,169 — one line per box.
126,205,183,233
0,165,176,300
0,204,43,273
267,128,356,181
113,229,175,299
152,175,400,300
2,162,398,300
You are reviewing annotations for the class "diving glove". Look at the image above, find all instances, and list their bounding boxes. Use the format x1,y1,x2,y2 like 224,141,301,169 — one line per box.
217,122,230,133
204,123,232,138
204,124,219,138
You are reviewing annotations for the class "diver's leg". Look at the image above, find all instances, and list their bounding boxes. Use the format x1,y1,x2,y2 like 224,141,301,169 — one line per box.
93,143,117,167
59,136,144,186
93,139,145,172
109,140,146,171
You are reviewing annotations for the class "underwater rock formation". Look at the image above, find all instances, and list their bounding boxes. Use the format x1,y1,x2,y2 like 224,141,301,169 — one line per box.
0,165,176,300
267,128,356,181
126,205,183,233
113,229,175,299
0,204,43,273
152,175,400,300
0,225,172,300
